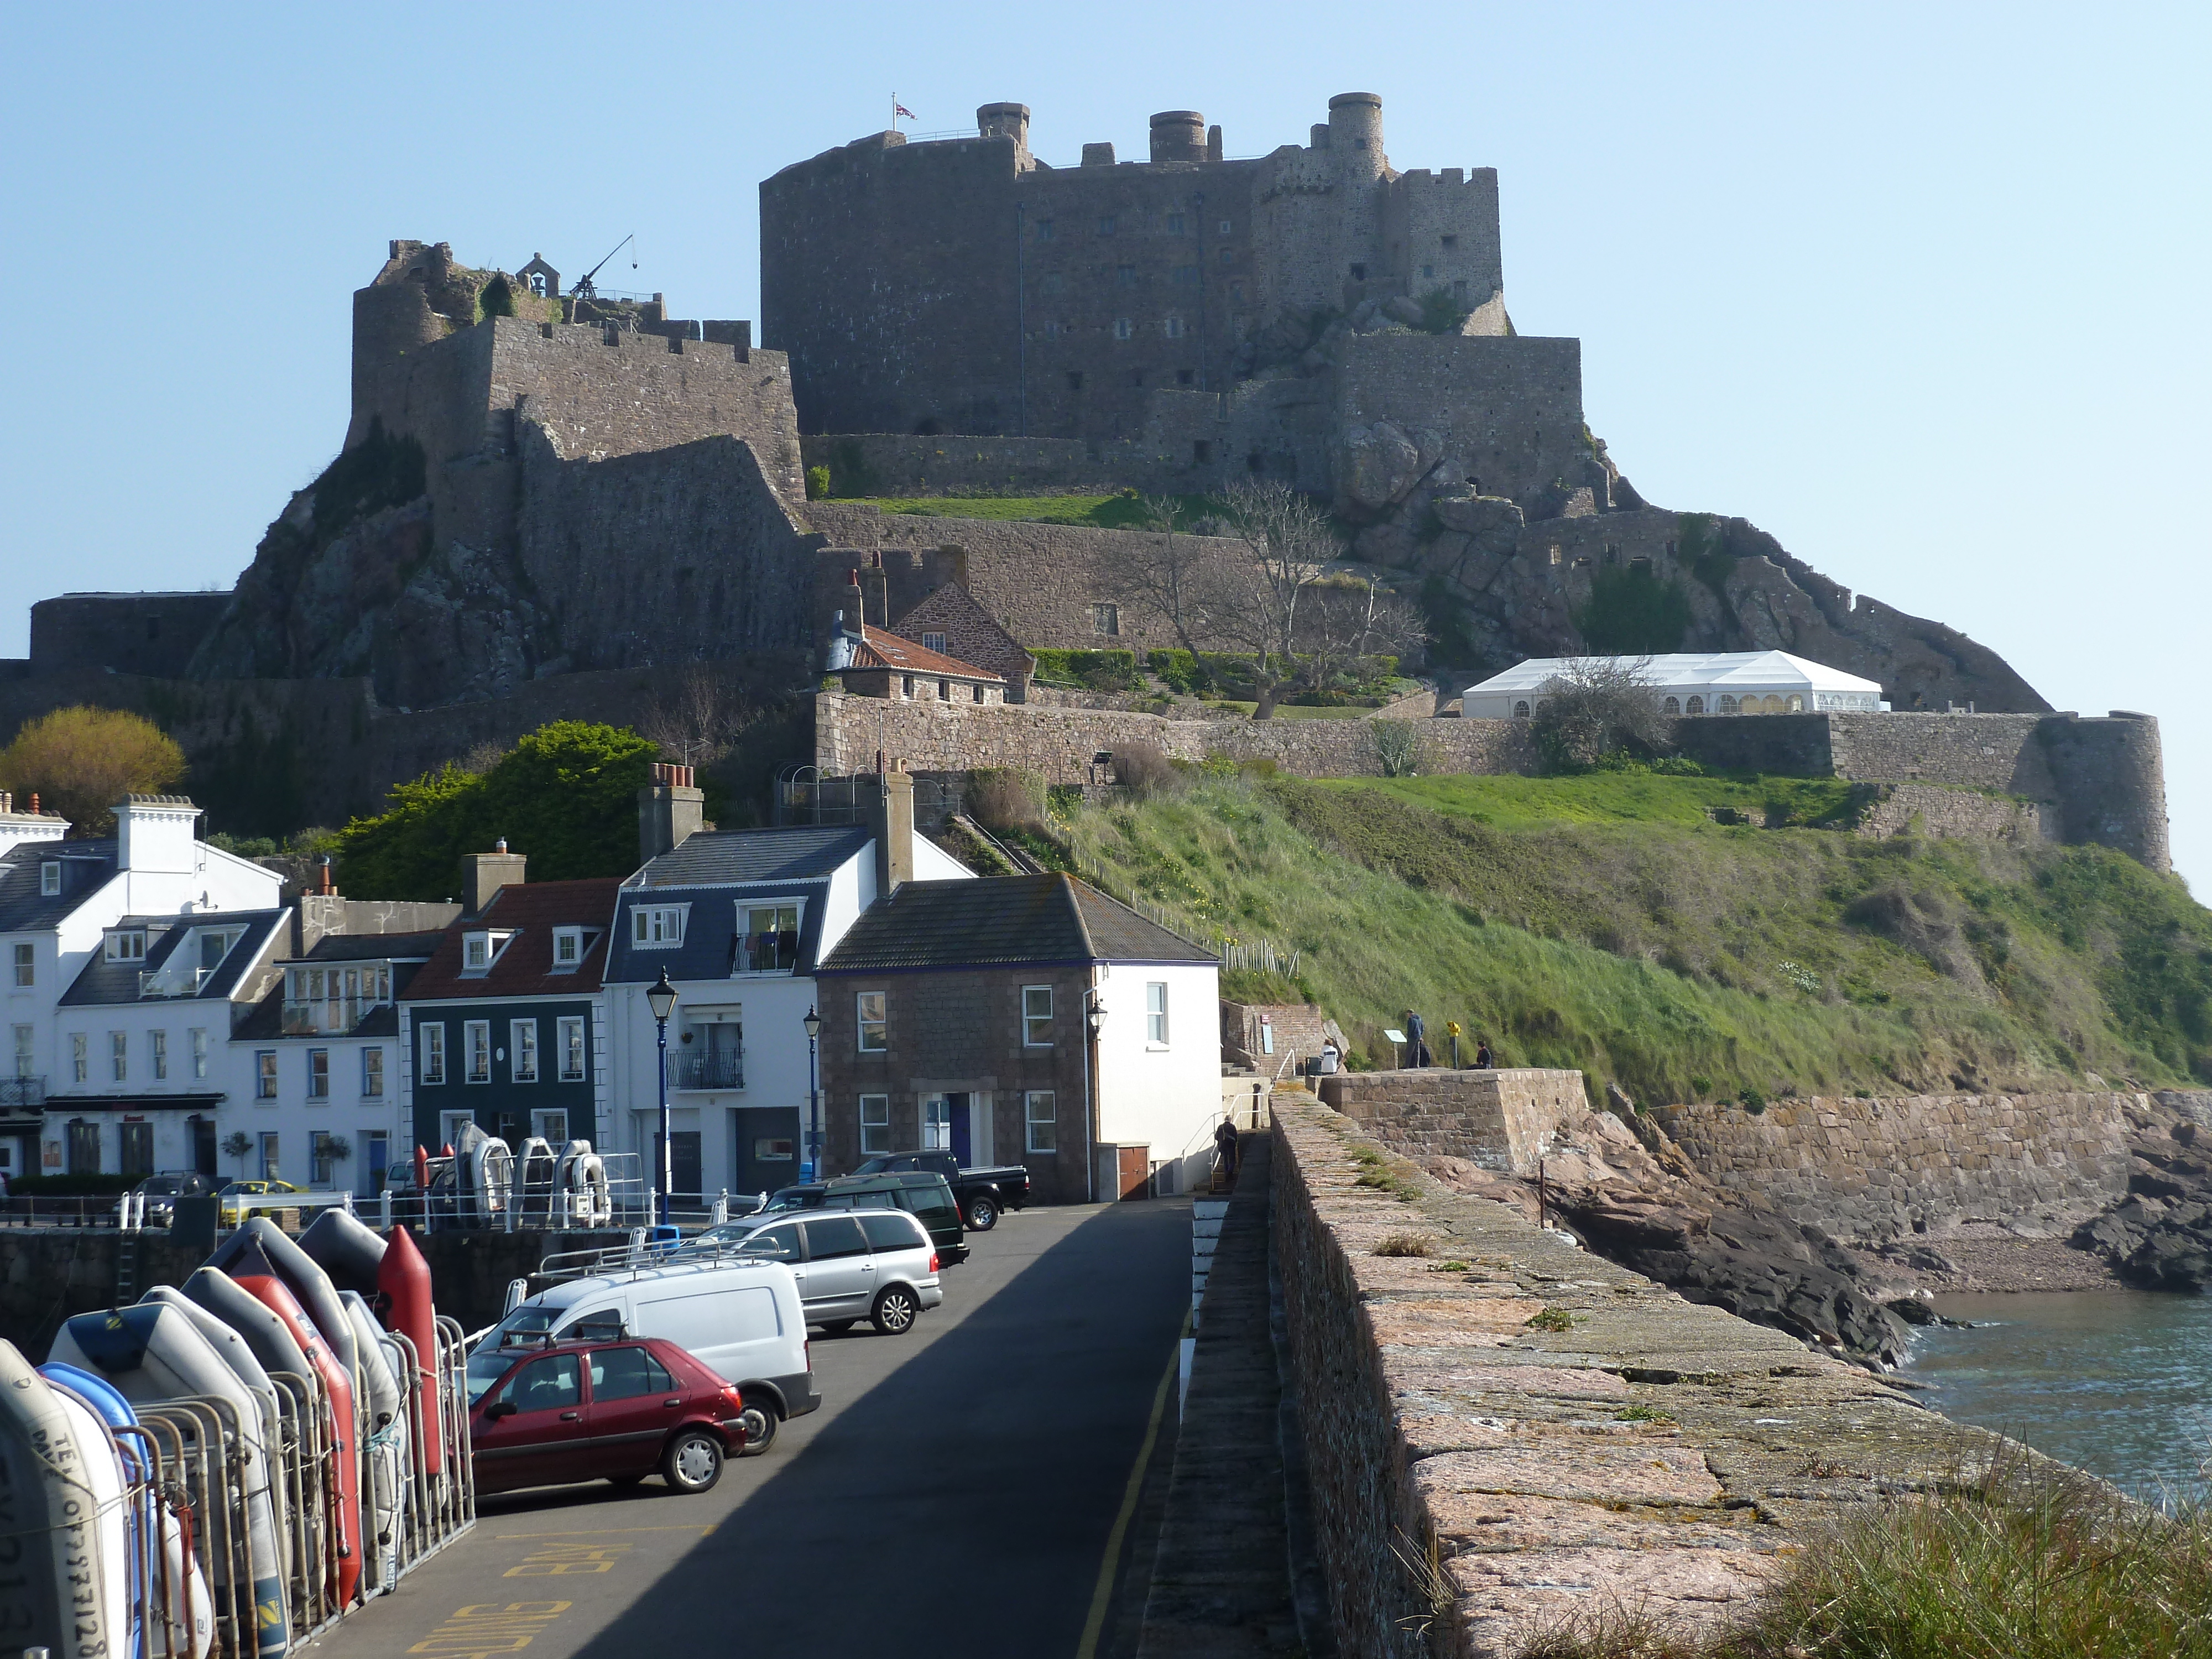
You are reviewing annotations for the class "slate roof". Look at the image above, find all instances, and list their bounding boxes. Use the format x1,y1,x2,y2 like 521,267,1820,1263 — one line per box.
606,878,836,985
58,910,290,1007
290,929,448,964
628,825,871,889
0,839,117,932
401,878,622,1003
816,875,1216,974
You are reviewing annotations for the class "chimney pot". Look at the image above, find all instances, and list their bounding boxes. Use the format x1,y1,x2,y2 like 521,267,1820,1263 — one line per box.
495,837,508,853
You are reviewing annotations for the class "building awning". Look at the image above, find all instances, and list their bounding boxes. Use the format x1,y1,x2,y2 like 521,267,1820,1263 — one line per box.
44,1094,226,1113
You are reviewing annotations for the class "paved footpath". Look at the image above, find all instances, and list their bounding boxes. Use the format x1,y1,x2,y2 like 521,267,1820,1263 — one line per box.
309,1198,1192,1659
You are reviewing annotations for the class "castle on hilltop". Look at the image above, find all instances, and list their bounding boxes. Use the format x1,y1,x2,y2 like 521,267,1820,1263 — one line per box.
0,95,2172,872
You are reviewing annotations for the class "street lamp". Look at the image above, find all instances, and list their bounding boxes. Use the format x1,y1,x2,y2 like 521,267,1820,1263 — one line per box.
647,968,679,1224
802,1006,822,1182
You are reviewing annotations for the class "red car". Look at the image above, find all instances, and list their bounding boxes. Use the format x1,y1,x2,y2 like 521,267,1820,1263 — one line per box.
470,1335,747,1496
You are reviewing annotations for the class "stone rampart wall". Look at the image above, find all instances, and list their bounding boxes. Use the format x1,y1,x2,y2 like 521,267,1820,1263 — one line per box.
30,593,232,679
1856,782,2051,846
1317,1067,1588,1176
1650,1090,2150,1241
1270,1092,1992,1656
803,433,1206,498
813,691,1536,782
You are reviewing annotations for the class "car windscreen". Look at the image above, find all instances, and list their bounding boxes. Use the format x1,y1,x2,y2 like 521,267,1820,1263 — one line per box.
140,1177,184,1194
467,1307,561,1401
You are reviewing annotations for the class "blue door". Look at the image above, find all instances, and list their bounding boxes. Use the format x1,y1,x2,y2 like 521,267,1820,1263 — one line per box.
948,1093,972,1166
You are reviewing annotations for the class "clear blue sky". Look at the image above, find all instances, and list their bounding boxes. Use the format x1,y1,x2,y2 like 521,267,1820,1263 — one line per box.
3,4,2206,880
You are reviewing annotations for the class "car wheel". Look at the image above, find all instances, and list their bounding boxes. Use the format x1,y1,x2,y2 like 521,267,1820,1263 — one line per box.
735,1394,779,1457
819,1319,856,1334
872,1284,921,1336
661,1428,724,1494
966,1195,999,1232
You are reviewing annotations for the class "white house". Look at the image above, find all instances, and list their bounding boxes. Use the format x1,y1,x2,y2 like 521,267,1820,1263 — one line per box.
0,795,284,1180
601,765,971,1203
1463,651,1887,720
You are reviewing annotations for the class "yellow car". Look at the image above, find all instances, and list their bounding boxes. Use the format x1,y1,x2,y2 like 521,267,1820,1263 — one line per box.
217,1178,305,1223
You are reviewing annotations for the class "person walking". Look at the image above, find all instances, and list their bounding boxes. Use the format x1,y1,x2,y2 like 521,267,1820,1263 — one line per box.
1406,1011,1430,1068
1213,1116,1241,1183
1474,1037,1494,1070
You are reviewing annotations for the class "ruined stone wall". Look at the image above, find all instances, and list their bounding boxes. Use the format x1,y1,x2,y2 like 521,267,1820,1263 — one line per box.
1269,1091,1991,1657
1856,782,2051,847
1317,1067,1588,1175
29,593,232,679
1382,168,1505,315
1824,712,2057,796
813,691,1536,781
1650,1091,2150,1242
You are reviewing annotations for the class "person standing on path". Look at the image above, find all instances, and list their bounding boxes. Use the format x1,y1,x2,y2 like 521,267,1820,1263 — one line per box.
1474,1037,1495,1070
1406,1011,1430,1068
1213,1116,1241,1182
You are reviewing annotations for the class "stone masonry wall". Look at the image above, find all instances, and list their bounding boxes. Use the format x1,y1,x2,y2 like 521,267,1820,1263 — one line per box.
813,691,1537,782
1317,1068,1589,1176
1270,1091,1995,1657
1650,1090,2150,1242
1855,782,2051,846
30,593,233,679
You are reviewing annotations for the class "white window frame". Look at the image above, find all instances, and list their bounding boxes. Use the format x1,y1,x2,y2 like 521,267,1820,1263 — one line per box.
856,992,887,1053
631,905,688,949
859,1094,891,1156
255,1050,277,1101
189,1027,207,1080
71,1032,86,1084
736,902,803,975
462,930,513,973
558,1016,586,1083
10,942,30,988
105,931,145,964
362,1046,384,1099
512,1019,539,1082
419,1022,446,1086
40,864,60,897
921,632,947,654
1025,1091,1057,1154
12,1024,32,1078
306,1047,329,1102
1146,982,1169,1046
1112,317,1133,341
150,1029,168,1081
1022,985,1054,1048
465,1021,491,1084
109,1031,127,1083
551,927,585,971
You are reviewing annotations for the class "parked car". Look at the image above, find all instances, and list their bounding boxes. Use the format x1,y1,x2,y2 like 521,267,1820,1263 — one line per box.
469,1334,747,1495
691,1208,942,1335
121,1171,218,1226
849,1150,1031,1231
216,1178,302,1223
764,1171,968,1265
471,1254,814,1453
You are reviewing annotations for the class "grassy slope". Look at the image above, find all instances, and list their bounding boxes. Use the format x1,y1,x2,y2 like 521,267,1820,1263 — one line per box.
1055,774,2212,1105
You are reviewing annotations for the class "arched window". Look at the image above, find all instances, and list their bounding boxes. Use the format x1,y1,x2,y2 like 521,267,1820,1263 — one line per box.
1759,695,1785,714
1662,696,1681,716
1512,700,1530,718
1686,696,1704,714
1786,694,1804,712
1718,695,1738,714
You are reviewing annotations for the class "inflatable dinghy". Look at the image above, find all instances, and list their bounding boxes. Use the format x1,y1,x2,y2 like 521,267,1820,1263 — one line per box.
0,1340,119,1659
338,1291,399,1432
297,1207,387,1300
378,1224,442,1477
44,1383,131,1659
211,1217,362,1383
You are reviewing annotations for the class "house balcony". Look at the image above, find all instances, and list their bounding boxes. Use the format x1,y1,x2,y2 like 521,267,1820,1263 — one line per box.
0,1076,44,1120
670,1051,745,1091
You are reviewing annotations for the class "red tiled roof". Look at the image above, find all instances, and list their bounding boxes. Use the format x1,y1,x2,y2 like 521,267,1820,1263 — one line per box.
843,622,1001,681
400,877,623,1001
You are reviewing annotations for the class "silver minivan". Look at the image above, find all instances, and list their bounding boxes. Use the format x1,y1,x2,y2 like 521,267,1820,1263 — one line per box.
700,1209,943,1335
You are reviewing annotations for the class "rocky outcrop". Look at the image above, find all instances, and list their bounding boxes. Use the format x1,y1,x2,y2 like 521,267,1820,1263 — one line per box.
2071,1101,2212,1290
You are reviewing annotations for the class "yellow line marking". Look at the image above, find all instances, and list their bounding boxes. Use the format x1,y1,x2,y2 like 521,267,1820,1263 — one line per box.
491,1526,716,1539
1074,1314,1187,1659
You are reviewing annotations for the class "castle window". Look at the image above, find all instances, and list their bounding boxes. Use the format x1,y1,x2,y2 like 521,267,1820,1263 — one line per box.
1192,440,1212,465
1097,215,1116,236
1172,265,1198,285
1129,369,1145,387
1229,280,1243,306
938,680,951,700
1218,219,1232,235
1067,371,1084,390
1219,248,1233,265
1453,279,1469,301
1117,264,1135,286
1421,264,1434,279
1441,234,1458,248
1176,368,1194,385
1036,220,1053,241
972,684,985,704
1164,316,1185,338
1167,213,1185,235
1113,319,1133,340
902,675,915,698
1349,263,1368,280
1092,604,1120,637
921,632,947,654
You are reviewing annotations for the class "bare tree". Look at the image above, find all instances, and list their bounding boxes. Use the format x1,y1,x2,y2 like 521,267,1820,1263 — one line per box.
637,665,749,768
1529,655,1672,770
1119,496,1213,662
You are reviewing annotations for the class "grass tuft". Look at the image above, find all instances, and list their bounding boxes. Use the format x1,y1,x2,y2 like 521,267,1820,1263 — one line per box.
1525,1306,1579,1332
1373,1232,1437,1257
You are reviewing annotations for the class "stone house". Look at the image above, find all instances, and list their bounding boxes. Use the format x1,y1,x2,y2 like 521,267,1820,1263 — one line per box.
825,609,1008,706
813,873,1220,1204
890,583,1037,702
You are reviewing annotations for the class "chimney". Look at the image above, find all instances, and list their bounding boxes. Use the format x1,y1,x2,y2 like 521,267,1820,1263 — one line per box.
0,790,67,854
860,558,888,628
863,762,916,899
462,839,528,913
117,795,199,876
317,854,336,896
638,763,705,865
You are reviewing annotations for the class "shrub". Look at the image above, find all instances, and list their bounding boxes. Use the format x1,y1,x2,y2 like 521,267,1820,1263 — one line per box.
1738,1087,1767,1114
1026,649,1140,693
1577,563,1692,655
1530,656,1673,771
0,706,187,835
1373,1232,1436,1258
1373,719,1421,778
1111,742,1178,799
1525,1306,1578,1332
966,768,1046,833
805,464,831,500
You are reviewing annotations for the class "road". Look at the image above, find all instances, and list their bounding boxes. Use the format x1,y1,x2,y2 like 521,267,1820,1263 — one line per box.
312,1197,1193,1659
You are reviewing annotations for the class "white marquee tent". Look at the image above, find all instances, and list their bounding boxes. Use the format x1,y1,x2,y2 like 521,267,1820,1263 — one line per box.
1462,651,1886,720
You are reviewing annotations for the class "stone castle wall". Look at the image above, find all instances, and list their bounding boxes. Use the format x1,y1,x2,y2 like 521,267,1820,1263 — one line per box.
1316,1067,1590,1175
1651,1091,2150,1241
29,593,232,679
1856,782,2051,846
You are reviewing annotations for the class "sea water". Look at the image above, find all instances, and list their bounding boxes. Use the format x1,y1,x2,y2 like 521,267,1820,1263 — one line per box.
1910,1289,2212,1500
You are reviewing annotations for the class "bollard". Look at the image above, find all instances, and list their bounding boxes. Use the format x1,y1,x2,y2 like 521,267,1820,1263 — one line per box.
711,1190,729,1226
380,1187,393,1229
341,1191,354,1214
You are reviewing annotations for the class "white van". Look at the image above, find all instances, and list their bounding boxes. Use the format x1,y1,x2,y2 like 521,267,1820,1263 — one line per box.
468,1256,816,1452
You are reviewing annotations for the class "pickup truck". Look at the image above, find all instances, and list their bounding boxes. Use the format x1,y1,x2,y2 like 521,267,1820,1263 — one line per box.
849,1151,1030,1232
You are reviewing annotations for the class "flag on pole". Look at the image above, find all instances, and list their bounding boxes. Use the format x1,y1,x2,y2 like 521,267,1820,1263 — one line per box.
894,102,915,121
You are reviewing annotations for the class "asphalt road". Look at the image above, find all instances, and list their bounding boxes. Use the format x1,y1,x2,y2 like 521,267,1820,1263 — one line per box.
312,1196,1194,1659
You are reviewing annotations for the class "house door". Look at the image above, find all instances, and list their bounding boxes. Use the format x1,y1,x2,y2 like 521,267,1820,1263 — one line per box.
654,1131,703,1204
362,1131,390,1199
190,1116,217,1177
1117,1144,1151,1201
733,1108,800,1199
947,1093,972,1165
67,1120,100,1175
118,1122,153,1178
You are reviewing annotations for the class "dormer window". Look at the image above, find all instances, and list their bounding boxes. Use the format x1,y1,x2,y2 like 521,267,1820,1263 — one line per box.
104,929,147,963
632,905,687,949
197,927,243,972
39,864,60,897
736,904,801,974
462,930,515,973
551,927,590,971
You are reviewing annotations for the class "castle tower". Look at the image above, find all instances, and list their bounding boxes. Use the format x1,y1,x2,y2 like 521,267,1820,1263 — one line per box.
1149,110,1207,165
1327,92,1388,180
977,103,1030,151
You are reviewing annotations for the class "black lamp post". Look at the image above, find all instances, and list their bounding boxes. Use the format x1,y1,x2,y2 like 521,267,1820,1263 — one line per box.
647,968,679,1224
802,1006,823,1181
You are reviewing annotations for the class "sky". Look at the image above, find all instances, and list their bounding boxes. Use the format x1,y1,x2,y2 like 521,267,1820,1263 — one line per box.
2,3,2206,880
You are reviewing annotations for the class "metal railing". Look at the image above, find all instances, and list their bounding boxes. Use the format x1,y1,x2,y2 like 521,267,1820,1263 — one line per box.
0,1074,42,1110
670,1050,745,1091
1075,860,1302,975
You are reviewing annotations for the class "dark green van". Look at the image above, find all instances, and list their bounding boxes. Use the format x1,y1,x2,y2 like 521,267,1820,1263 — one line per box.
764,1172,968,1265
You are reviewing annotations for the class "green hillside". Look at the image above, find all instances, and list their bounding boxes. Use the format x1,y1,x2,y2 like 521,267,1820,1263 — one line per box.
1054,773,2212,1104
